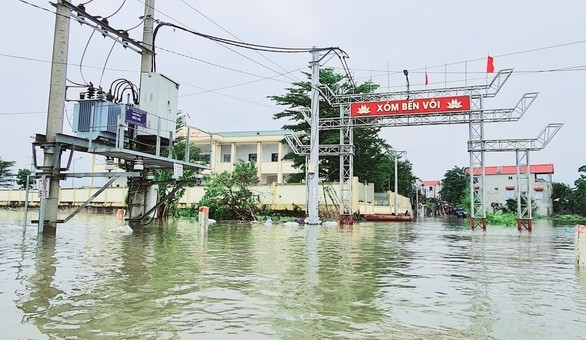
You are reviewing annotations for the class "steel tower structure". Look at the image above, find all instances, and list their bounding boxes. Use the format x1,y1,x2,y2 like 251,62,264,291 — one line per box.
288,69,551,229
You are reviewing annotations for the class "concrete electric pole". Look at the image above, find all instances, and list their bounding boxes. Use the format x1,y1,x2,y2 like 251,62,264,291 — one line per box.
140,0,155,74
41,1,71,235
307,49,320,225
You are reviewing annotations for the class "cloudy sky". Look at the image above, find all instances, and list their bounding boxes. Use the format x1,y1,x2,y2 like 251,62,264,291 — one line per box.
2,0,585,185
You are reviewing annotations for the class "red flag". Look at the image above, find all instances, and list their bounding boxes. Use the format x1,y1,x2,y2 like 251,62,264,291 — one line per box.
486,56,495,73
425,72,429,86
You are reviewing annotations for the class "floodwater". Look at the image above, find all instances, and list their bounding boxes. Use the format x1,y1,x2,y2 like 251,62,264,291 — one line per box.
0,209,585,339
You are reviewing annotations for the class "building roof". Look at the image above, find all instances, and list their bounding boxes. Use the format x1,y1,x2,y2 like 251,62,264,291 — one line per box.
465,163,554,175
215,130,293,137
422,180,440,186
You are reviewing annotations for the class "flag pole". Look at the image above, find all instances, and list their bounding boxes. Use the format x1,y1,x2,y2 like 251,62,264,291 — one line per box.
465,60,468,86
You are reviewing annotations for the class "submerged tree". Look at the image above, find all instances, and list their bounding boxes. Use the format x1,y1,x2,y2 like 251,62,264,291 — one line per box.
269,68,415,192
439,166,468,207
155,113,207,219
16,168,35,189
573,165,586,217
199,160,260,220
551,182,573,215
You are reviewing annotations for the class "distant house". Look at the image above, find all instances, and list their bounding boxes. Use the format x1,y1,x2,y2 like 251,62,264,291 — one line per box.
421,180,441,199
177,127,301,185
465,163,554,216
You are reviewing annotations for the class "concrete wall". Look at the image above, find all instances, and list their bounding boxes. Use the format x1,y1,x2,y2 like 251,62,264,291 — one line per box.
0,179,411,215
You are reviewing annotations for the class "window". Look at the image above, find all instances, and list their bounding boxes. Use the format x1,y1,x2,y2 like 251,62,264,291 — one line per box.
534,191,543,200
271,153,279,162
248,153,257,162
506,190,515,199
223,154,231,163
494,187,498,191
508,176,513,180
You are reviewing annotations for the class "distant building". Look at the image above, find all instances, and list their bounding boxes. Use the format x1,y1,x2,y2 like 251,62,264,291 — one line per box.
465,163,554,216
177,127,301,185
421,180,441,199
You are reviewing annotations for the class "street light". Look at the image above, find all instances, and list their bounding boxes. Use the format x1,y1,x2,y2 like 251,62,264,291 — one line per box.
391,150,407,215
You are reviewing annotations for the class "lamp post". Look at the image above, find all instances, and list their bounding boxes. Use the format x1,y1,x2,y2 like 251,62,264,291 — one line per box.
392,151,407,215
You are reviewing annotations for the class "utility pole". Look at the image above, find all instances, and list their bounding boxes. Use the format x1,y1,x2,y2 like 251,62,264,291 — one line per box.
127,0,156,225
140,0,155,73
41,1,71,235
307,49,320,225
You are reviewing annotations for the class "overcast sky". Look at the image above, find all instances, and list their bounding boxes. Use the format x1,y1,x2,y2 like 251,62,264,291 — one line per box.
2,0,585,185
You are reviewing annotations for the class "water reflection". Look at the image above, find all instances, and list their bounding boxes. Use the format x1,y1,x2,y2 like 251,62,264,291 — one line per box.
0,210,584,338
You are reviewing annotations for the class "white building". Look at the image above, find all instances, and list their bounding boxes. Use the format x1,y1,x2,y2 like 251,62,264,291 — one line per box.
421,180,441,199
466,164,554,216
177,127,301,185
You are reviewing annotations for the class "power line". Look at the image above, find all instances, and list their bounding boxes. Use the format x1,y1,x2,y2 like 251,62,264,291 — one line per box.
180,67,306,97
104,0,127,19
177,0,304,83
177,81,280,110
0,52,137,73
16,0,70,19
157,46,294,84
344,38,586,74
0,111,45,116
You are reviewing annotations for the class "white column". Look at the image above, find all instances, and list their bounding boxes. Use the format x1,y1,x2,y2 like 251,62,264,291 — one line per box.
277,142,283,183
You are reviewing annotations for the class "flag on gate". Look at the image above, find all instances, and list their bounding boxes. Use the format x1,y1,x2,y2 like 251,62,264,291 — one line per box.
425,65,429,86
486,55,495,73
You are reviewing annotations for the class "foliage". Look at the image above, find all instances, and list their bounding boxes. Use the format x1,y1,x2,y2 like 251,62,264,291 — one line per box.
0,158,15,187
551,182,573,215
269,68,415,193
198,160,260,220
16,168,35,189
572,165,586,217
439,166,468,207
155,113,207,219
460,186,471,214
486,212,517,227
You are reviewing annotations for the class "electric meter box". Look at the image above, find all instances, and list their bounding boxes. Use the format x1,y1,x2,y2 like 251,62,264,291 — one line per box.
137,73,179,142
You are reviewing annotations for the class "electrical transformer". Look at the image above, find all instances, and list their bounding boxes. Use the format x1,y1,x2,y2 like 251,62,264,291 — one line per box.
137,73,179,144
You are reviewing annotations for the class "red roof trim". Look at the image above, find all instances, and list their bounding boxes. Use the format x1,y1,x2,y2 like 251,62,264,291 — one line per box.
465,163,554,175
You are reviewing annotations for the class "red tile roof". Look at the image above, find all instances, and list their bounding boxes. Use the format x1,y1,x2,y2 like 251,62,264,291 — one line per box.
422,180,440,186
465,163,554,175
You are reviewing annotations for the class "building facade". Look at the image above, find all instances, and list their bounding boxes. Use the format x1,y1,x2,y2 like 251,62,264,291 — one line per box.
421,180,441,199
177,127,301,185
467,164,554,216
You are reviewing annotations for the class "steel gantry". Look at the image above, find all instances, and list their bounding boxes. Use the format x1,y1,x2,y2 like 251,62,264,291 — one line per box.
287,69,545,228
467,123,563,231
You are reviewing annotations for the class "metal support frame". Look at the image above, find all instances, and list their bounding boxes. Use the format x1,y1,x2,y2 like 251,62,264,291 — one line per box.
469,96,486,230
60,0,153,55
132,182,188,224
62,177,118,223
290,69,541,226
467,123,562,231
339,105,354,223
516,150,532,231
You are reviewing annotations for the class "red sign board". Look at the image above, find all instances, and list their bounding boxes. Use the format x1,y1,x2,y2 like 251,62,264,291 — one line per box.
350,95,471,117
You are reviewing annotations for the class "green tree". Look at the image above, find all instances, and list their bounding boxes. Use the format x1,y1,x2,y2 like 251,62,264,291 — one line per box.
155,113,208,219
0,158,15,188
199,160,260,220
269,68,415,192
573,165,586,217
439,166,468,207
551,182,573,215
16,168,35,189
